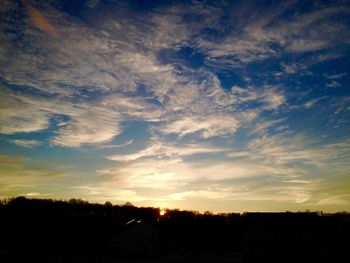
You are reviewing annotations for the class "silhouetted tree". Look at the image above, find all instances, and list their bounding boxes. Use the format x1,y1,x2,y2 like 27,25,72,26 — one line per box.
0,197,349,262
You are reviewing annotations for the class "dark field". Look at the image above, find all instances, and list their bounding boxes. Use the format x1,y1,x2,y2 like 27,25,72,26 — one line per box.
0,197,349,263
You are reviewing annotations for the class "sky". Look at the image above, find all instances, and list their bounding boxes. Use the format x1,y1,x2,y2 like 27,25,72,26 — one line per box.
0,0,350,213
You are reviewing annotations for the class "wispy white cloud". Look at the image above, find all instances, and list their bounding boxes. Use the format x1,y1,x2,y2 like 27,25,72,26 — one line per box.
323,72,348,79
107,141,226,162
158,115,239,138
249,118,287,136
0,90,50,134
2,89,162,147
9,139,42,148
231,134,350,171
198,3,350,67
72,185,142,202
168,190,233,201
168,183,314,204
51,107,122,147
93,154,316,205
280,62,308,75
303,96,327,109
25,192,52,197
316,194,350,206
0,1,289,148
97,139,133,149
2,91,124,147
261,88,286,110
326,81,341,88
0,3,165,96
72,131,350,206
230,85,285,110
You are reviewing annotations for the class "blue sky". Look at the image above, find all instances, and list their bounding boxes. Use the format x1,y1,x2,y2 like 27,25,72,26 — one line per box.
0,0,350,212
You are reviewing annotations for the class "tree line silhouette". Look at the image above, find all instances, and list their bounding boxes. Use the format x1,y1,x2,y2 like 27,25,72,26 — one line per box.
0,197,349,262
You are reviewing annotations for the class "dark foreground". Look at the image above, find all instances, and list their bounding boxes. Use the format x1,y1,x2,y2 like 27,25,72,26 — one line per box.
0,197,349,263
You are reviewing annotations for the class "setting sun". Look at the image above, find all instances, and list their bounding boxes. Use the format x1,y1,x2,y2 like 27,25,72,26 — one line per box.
160,210,166,216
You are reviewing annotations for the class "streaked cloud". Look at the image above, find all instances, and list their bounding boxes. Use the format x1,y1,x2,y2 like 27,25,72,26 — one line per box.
107,141,226,162
303,96,327,109
91,154,317,206
0,90,50,134
0,154,67,198
25,192,52,197
324,72,348,79
199,3,350,67
51,107,122,147
326,81,341,88
158,115,239,138
9,139,42,148
231,135,350,172
97,139,133,149
316,194,350,206
0,155,66,178
248,118,287,136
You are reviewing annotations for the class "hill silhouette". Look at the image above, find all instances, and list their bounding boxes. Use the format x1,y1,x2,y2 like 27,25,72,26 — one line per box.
0,197,349,262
